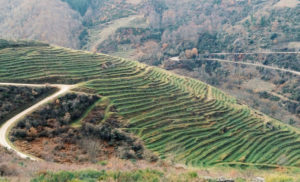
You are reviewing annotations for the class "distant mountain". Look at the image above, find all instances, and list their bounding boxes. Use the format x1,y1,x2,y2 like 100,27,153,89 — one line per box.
0,0,82,48
0,0,298,64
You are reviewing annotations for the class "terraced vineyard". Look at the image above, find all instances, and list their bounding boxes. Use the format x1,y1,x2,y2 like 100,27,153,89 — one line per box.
0,41,300,169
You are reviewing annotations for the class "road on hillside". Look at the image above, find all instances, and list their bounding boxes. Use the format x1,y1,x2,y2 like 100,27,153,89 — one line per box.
0,83,74,160
202,52,299,55
205,58,300,76
171,57,300,76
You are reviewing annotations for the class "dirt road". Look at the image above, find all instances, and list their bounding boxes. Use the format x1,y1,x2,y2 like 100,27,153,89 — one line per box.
205,58,300,76
0,83,74,160
202,52,299,55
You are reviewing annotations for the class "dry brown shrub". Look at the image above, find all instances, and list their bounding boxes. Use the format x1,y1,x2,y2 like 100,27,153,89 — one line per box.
0,163,18,176
162,43,168,50
191,48,198,57
185,50,193,59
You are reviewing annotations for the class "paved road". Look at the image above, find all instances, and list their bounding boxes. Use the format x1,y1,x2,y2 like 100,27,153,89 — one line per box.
0,83,74,160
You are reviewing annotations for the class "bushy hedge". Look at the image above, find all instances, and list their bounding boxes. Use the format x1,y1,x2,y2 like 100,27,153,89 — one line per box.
10,93,156,163
0,39,49,50
0,86,55,125
80,105,156,161
31,169,164,182
11,93,99,140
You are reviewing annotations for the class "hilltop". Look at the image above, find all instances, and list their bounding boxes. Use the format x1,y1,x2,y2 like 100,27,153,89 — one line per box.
0,40,300,173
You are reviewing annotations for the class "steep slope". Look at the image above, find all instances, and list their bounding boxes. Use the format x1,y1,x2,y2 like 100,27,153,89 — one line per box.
163,56,300,128
0,0,298,130
0,0,82,48
85,0,300,65
0,40,300,169
1,0,298,63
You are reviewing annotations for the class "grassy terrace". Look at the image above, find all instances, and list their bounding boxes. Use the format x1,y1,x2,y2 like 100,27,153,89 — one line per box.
0,42,300,169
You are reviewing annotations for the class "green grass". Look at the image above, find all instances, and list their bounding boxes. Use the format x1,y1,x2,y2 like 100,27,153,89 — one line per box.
70,99,103,128
1,41,300,169
28,169,300,182
30,169,245,182
30,169,164,182
0,178,9,182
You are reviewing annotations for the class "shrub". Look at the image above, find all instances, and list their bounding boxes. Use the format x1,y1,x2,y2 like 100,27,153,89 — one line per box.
31,170,163,182
110,169,163,182
0,164,18,176
265,175,294,182
0,39,49,50
0,178,9,182
0,86,55,125
11,93,99,140
31,170,106,182
187,171,198,179
98,160,107,166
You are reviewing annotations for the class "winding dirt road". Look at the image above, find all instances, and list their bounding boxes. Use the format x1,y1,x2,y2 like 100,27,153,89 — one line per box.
0,83,74,160
202,52,299,55
204,58,300,76
204,59,300,76
173,57,300,76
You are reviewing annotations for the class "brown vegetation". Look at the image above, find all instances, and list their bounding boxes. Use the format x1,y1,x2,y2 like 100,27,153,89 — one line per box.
11,93,157,164
0,0,82,48
2,0,298,66
2,145,299,182
0,86,56,125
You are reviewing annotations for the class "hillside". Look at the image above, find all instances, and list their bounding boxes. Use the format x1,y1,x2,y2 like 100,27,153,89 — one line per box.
1,40,300,171
96,0,300,66
0,0,298,63
163,55,300,127
1,1,298,125
0,0,82,48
